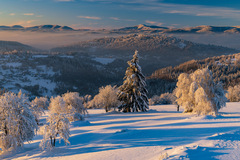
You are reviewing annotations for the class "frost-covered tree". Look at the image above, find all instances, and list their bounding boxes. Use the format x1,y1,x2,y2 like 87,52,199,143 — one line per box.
87,85,120,112
149,92,176,105
31,97,49,124
194,87,213,115
118,51,149,112
39,96,70,149
80,95,92,108
62,92,87,120
226,84,240,102
175,67,226,115
0,91,37,151
175,73,193,112
44,92,87,123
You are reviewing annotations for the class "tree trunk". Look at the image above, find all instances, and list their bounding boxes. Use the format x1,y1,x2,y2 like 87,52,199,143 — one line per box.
53,138,56,147
50,136,53,146
105,106,108,112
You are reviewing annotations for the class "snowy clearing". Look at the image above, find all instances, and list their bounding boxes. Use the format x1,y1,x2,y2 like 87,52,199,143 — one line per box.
93,57,115,65
2,103,240,160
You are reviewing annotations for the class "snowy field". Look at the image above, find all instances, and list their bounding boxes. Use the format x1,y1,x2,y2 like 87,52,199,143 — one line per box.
2,103,240,160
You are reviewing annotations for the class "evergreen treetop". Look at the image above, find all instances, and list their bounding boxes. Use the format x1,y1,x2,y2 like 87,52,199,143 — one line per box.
118,50,149,112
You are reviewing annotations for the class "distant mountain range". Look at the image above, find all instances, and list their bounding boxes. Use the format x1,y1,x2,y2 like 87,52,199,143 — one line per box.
1,24,240,33
111,24,240,34
0,25,75,32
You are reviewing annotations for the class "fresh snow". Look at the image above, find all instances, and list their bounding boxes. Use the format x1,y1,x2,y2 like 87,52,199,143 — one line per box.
178,42,187,49
2,103,240,159
5,62,22,67
93,57,115,65
32,55,49,58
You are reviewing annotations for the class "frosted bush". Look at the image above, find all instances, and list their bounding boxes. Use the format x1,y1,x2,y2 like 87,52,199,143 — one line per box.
31,97,49,124
149,93,176,105
80,94,92,108
87,85,120,112
226,85,240,102
49,92,87,122
149,95,161,105
62,92,87,117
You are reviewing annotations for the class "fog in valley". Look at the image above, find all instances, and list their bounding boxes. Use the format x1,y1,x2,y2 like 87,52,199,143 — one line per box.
168,33,240,50
0,31,123,50
1,30,240,50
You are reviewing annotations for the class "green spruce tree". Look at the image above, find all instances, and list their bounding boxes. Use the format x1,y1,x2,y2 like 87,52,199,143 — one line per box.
118,50,149,112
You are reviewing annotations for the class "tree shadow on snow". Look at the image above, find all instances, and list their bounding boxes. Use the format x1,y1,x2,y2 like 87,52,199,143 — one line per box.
208,130,240,141
27,126,239,159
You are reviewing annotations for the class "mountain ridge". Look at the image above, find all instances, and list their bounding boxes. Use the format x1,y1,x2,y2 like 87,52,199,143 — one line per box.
0,25,74,32
2,24,240,33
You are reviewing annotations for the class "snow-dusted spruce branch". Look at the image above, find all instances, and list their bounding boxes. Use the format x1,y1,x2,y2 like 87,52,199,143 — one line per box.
118,51,149,112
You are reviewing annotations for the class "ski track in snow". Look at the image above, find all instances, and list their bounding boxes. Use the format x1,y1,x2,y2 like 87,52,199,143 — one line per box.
1,103,240,160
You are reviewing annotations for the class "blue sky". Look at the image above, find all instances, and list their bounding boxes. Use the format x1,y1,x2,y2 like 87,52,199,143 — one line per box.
1,0,240,29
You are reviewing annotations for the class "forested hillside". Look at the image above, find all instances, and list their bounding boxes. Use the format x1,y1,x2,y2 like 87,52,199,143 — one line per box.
51,34,237,73
148,53,240,96
0,41,38,53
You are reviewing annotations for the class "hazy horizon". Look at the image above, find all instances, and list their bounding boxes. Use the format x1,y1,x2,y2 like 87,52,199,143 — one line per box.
1,30,240,50
1,0,240,29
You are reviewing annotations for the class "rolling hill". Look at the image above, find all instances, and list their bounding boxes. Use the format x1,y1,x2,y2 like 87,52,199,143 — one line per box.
0,40,39,53
51,34,238,73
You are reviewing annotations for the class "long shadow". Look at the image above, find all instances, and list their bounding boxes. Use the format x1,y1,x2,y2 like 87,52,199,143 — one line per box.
105,119,240,130
87,110,182,121
208,129,240,141
25,126,239,159
3,111,240,159
92,116,187,126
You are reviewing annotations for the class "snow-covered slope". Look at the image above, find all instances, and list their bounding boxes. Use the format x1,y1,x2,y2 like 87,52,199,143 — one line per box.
0,25,74,32
2,103,240,160
111,25,240,34
51,34,237,74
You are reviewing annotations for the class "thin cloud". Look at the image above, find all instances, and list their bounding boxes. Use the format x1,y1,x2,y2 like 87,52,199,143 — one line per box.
9,13,16,16
13,20,37,27
23,13,34,16
77,16,101,20
133,2,240,21
84,0,240,21
125,19,136,22
110,17,119,20
55,0,74,1
145,20,163,26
